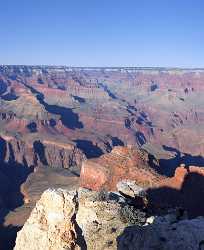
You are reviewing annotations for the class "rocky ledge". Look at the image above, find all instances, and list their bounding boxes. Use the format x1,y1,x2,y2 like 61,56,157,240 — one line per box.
14,187,204,250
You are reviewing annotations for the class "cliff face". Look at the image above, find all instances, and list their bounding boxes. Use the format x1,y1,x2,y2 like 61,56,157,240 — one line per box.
14,187,204,250
0,135,85,217
0,136,85,169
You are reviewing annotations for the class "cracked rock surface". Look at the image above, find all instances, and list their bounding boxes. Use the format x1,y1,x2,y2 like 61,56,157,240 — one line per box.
118,216,204,250
14,187,204,250
14,188,130,250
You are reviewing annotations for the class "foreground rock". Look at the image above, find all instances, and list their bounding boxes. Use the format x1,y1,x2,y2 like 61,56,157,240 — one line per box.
14,188,132,250
14,187,204,250
118,216,204,250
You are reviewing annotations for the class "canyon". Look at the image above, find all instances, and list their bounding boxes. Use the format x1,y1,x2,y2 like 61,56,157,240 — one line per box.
1,66,204,249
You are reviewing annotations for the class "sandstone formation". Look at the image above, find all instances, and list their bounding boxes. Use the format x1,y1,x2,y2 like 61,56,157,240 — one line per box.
80,145,204,192
80,146,164,191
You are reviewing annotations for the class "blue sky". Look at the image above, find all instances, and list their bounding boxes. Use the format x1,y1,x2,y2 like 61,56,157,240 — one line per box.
1,0,204,67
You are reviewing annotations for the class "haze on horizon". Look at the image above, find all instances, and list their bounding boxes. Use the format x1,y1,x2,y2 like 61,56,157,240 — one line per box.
1,0,204,68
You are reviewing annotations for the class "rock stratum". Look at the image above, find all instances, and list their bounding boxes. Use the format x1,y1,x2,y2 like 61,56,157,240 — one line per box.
1,66,204,163
1,66,204,172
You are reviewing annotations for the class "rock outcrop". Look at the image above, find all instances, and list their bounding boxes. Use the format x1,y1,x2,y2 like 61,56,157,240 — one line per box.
80,146,164,191
14,188,131,250
161,164,204,189
80,146,204,217
14,187,204,250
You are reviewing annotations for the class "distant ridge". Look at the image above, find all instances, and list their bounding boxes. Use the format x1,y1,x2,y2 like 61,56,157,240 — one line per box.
1,65,204,72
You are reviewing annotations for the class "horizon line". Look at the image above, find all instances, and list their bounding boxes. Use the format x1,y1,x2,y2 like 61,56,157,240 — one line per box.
1,65,204,70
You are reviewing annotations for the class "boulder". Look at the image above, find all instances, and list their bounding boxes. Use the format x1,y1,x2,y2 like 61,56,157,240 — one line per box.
14,188,132,250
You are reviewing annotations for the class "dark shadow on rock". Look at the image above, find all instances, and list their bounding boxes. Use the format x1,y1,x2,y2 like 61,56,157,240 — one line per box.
148,145,204,177
135,131,146,146
24,83,84,130
33,140,48,166
162,145,204,167
181,172,204,218
0,137,34,249
156,145,181,176
147,172,204,218
37,78,44,84
148,152,181,177
117,172,204,249
0,162,34,209
150,83,159,92
27,122,38,133
136,116,144,125
0,224,22,250
98,83,117,99
49,118,57,127
74,140,103,158
43,102,84,130
1,92,18,101
181,154,204,167
117,225,154,250
0,80,7,95
125,118,131,129
75,218,87,250
72,95,86,103
111,137,124,147
0,138,6,162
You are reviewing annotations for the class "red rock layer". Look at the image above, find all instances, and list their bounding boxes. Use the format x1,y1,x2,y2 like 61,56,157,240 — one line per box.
80,146,204,196
80,146,164,191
